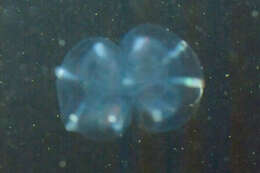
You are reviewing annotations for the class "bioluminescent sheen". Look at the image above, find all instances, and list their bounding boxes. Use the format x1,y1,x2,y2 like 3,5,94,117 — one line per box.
55,24,205,140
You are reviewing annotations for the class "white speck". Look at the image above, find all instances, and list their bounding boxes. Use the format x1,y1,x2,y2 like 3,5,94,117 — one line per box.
58,39,66,47
55,67,65,78
69,114,79,123
122,77,134,86
55,66,77,81
133,37,146,52
108,114,117,123
225,74,230,78
65,114,79,131
105,163,112,168
251,10,259,18
59,160,66,168
93,42,107,58
151,109,163,122
171,77,204,89
107,114,124,132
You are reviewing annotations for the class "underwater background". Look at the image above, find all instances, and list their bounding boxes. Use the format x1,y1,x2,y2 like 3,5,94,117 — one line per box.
0,0,259,173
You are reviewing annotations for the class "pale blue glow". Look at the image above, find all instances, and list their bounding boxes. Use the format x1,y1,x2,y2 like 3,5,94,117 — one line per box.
55,24,205,140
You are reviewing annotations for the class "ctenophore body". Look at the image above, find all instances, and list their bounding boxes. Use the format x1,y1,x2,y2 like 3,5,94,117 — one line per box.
55,24,205,140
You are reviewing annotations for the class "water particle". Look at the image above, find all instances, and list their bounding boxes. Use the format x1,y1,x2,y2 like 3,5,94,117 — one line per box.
251,10,259,18
59,160,66,168
58,39,66,47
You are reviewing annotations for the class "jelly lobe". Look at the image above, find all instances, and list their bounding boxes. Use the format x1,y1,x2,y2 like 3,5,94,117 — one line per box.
121,24,204,132
55,24,204,140
55,38,132,140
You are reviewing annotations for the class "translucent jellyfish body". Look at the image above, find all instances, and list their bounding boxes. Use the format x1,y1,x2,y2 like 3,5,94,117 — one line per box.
55,24,204,140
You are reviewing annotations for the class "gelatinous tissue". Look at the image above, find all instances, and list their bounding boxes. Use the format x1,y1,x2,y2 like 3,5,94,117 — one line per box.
55,24,205,140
